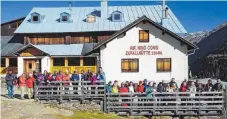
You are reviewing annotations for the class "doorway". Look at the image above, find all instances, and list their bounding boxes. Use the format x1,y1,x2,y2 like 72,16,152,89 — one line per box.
24,59,41,74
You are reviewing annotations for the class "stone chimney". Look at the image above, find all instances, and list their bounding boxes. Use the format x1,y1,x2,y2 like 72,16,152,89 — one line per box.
101,0,108,20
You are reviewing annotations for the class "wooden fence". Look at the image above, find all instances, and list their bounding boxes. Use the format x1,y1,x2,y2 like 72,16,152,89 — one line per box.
106,91,225,116
34,83,227,117
34,80,105,103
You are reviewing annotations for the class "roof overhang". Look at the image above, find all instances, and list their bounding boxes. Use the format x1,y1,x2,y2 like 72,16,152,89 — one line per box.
14,43,49,56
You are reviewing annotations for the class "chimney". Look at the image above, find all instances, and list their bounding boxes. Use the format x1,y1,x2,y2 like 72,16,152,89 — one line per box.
68,1,72,11
101,0,108,20
161,0,169,26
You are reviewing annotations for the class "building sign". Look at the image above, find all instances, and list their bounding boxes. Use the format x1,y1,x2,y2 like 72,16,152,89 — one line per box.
125,45,162,55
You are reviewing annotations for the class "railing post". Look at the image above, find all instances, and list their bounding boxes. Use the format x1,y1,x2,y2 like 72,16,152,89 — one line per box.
130,92,133,115
59,81,63,104
153,92,156,115
81,79,84,103
104,80,107,113
225,85,227,117
34,80,37,101
198,92,201,116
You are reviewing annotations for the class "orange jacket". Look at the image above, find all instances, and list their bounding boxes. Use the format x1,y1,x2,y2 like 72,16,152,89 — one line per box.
62,75,70,86
26,77,35,88
56,75,63,81
19,76,26,87
136,85,144,93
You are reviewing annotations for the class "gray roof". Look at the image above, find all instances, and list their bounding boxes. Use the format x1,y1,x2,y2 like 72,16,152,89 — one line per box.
1,36,24,56
15,43,96,56
15,5,187,34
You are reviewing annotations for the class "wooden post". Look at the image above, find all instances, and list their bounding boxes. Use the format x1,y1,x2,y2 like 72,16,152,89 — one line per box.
225,85,227,118
59,81,63,104
130,92,133,115
34,80,37,101
153,92,156,115
198,92,201,116
81,79,84,104
103,79,107,113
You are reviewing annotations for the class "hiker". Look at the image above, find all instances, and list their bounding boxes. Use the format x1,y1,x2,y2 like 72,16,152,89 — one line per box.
5,69,17,99
52,71,58,81
143,79,148,91
212,79,223,92
128,81,135,93
91,73,97,94
18,73,27,100
145,82,153,97
105,81,112,93
26,73,35,99
97,67,106,85
169,78,178,90
71,70,80,94
205,79,213,91
119,82,129,106
112,80,119,93
136,81,144,93
62,72,70,94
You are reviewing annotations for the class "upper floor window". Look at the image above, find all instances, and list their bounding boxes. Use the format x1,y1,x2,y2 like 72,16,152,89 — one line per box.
60,12,70,22
31,12,41,23
121,59,139,72
139,30,149,42
87,14,96,23
112,11,123,22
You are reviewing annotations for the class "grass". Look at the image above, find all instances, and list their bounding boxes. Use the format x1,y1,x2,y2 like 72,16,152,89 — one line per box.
55,111,124,119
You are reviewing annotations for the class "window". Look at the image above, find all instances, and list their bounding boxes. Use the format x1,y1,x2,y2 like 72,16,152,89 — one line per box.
33,16,38,22
114,14,121,20
68,57,80,66
62,16,68,21
79,37,92,43
157,58,171,72
9,58,17,67
1,58,6,67
87,15,96,23
53,58,65,66
121,59,139,72
139,30,149,42
83,57,96,66
112,11,122,22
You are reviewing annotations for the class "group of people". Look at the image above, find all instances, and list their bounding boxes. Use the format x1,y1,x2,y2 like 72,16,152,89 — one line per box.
5,67,106,100
105,78,223,97
5,67,223,100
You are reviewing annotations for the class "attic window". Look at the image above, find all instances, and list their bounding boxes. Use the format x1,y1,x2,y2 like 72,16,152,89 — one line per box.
31,12,41,23
87,14,96,23
33,16,38,21
112,11,122,22
62,16,68,22
60,12,70,22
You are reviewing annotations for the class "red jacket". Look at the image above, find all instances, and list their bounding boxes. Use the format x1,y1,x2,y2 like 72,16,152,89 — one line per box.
56,75,63,81
62,75,70,86
136,85,144,93
26,77,35,88
18,76,26,87
119,87,128,93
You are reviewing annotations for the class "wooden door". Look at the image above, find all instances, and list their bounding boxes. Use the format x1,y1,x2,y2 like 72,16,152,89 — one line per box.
24,60,36,74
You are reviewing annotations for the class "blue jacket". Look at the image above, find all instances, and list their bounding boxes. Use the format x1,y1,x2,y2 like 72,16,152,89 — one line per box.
97,72,106,80
105,84,112,93
5,74,17,86
71,74,79,81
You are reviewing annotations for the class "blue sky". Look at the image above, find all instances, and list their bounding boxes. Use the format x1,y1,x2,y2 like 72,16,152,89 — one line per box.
1,1,227,33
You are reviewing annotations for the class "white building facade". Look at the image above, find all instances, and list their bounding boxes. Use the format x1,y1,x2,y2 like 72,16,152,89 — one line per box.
94,16,197,85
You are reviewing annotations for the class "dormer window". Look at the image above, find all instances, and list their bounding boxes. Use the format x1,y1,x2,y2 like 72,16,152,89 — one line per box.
112,11,123,22
33,16,38,21
60,12,70,22
62,16,68,22
31,12,41,23
87,14,96,23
